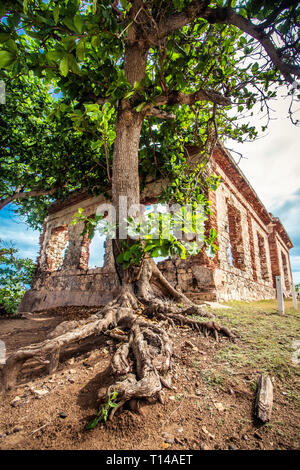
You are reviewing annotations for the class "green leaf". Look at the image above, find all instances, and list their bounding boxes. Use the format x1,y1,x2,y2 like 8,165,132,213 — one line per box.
4,39,18,53
135,102,146,112
53,6,60,25
23,0,29,14
0,50,16,68
76,39,85,61
74,15,84,34
0,33,10,42
46,50,63,62
68,54,81,74
59,55,69,77
84,103,100,113
62,17,77,33
86,416,101,430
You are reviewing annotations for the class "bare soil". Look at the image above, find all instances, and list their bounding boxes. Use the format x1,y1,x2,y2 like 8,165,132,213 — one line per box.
0,302,299,451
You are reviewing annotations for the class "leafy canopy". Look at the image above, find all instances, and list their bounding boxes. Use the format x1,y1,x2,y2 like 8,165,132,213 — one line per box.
0,0,299,230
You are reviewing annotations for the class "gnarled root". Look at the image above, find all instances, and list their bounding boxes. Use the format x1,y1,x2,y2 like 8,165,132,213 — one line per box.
142,298,235,340
107,320,172,420
1,303,129,391
1,262,234,424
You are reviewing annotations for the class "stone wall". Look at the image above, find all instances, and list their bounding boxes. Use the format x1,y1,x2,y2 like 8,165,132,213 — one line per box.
18,143,294,312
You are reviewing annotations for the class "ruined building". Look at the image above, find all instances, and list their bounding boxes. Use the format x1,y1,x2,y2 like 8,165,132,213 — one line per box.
19,143,294,312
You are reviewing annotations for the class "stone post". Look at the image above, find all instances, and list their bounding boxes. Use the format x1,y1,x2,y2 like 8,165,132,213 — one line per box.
276,275,284,314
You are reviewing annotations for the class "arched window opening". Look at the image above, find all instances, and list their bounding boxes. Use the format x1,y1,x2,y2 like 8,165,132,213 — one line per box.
226,201,245,270
88,230,106,269
45,225,69,271
257,232,269,281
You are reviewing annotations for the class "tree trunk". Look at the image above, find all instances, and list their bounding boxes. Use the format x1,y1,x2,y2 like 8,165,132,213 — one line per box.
0,17,235,421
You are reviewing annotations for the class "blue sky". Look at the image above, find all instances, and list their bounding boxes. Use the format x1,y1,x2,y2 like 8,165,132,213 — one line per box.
0,94,299,284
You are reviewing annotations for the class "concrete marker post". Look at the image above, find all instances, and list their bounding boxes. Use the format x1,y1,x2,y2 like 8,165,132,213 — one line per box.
292,285,298,311
0,340,6,365
276,276,284,314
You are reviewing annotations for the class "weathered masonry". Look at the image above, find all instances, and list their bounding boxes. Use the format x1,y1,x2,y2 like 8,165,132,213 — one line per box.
19,143,294,312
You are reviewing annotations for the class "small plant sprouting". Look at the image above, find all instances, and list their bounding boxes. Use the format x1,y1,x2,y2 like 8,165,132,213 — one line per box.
86,391,119,430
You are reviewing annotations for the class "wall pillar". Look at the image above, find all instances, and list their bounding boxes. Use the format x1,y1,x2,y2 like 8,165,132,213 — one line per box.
268,228,281,288
63,221,87,270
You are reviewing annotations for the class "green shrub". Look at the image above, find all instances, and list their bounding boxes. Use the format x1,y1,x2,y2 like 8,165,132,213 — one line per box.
0,241,36,314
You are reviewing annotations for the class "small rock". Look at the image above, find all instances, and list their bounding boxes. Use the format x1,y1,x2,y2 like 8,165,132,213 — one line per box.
68,369,76,374
202,426,215,439
165,436,174,444
13,425,24,433
254,431,262,440
169,395,175,401
176,427,183,433
214,402,225,412
68,378,75,384
228,387,235,395
242,434,249,441
258,441,264,449
10,396,21,407
199,442,210,450
0,434,7,439
32,389,49,398
195,389,201,396
59,412,68,419
228,444,238,450
184,340,196,349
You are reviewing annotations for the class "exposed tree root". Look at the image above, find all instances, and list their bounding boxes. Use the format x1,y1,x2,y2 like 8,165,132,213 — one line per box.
1,260,235,421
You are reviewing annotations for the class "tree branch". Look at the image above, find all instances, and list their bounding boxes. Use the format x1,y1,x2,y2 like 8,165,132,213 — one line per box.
0,187,60,211
144,107,176,119
224,8,300,84
153,89,231,107
257,0,299,31
159,2,300,85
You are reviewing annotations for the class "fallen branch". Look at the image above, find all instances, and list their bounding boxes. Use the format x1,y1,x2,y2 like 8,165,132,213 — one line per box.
255,374,273,423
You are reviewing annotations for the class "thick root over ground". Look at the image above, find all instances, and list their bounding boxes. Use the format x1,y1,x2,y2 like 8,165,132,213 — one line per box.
1,260,235,419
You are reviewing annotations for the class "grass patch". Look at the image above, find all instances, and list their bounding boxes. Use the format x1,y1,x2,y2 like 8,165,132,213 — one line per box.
213,299,300,378
201,367,226,390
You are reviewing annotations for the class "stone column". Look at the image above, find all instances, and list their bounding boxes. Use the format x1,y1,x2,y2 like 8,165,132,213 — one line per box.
268,228,281,288
63,221,86,270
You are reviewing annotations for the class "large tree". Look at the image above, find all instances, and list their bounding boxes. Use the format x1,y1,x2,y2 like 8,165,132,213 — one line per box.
0,0,299,419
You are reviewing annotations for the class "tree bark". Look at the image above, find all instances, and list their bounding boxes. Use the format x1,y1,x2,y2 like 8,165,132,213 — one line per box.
0,10,236,421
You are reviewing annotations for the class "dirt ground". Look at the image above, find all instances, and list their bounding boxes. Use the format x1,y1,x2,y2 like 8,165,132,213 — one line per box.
0,300,299,450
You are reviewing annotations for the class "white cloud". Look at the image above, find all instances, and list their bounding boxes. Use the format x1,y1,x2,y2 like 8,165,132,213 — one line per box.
227,95,300,208
0,209,40,261
227,92,300,283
